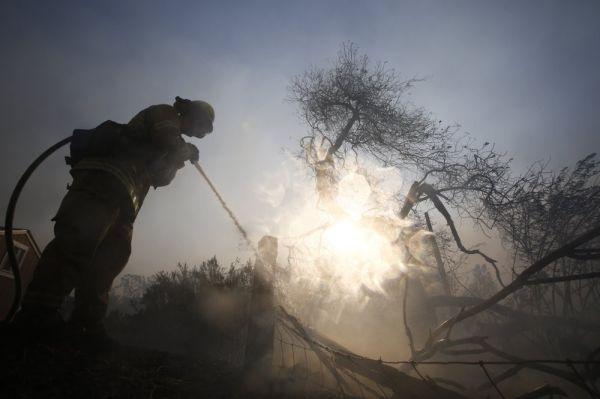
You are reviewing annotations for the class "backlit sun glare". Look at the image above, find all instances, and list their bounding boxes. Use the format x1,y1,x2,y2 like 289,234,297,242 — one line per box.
274,170,410,307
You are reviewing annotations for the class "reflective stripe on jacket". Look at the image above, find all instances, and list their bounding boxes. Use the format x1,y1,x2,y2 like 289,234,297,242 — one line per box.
71,158,147,214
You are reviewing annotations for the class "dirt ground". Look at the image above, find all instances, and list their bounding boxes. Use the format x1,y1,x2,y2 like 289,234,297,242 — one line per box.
1,340,236,398
0,337,344,398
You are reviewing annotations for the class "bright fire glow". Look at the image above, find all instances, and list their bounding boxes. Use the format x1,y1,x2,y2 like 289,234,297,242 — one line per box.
324,220,366,254
320,217,406,296
257,156,415,322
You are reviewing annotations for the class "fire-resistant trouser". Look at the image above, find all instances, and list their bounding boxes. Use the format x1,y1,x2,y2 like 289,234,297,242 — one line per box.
23,170,134,327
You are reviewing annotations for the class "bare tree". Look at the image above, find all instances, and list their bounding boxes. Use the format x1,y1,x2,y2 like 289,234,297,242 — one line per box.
287,43,600,396
489,153,600,265
289,43,513,280
481,154,600,359
289,43,425,162
288,43,454,203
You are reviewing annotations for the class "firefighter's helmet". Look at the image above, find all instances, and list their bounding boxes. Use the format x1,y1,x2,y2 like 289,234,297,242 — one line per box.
174,96,215,135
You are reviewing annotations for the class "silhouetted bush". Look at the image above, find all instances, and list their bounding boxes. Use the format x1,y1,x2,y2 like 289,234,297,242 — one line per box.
106,257,253,364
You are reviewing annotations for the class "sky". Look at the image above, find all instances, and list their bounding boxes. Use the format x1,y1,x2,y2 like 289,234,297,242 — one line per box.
1,0,599,276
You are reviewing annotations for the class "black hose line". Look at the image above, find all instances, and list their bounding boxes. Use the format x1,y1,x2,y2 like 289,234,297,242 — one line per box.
2,136,72,324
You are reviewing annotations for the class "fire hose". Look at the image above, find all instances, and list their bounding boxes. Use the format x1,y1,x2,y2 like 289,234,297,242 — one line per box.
3,138,254,324
3,136,73,324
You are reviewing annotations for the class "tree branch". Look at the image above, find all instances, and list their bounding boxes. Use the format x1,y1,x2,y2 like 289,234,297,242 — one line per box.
428,224,600,342
524,272,600,285
419,183,505,287
428,295,600,333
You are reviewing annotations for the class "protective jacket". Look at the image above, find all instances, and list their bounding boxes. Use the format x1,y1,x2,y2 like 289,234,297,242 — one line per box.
71,104,190,214
21,104,194,328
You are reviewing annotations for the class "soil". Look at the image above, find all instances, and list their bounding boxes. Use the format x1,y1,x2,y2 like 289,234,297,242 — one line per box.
0,335,341,398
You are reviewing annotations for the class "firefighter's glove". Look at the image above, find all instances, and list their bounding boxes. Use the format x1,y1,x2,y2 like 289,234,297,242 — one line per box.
185,142,200,163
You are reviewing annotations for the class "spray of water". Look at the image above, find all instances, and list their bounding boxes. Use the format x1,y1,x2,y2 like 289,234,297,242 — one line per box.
193,161,258,257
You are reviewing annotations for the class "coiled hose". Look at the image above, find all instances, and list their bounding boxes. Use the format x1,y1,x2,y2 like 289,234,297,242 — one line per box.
2,136,72,324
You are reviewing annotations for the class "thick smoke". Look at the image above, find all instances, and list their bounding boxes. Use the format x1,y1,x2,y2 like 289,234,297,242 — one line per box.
255,153,435,359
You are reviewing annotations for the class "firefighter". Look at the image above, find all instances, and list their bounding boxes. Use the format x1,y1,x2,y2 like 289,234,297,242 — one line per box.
14,97,215,349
